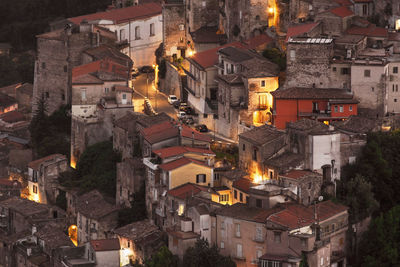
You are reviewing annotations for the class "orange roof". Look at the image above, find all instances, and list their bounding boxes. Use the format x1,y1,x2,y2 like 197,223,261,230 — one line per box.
181,124,212,143
114,85,132,92
285,22,320,42
159,157,209,171
233,177,255,193
346,24,388,38
334,0,353,6
72,58,128,81
190,34,273,69
28,154,66,171
0,111,25,123
90,239,120,251
327,6,354,17
141,121,179,144
268,200,348,230
153,146,215,159
69,3,162,25
281,170,317,180
168,183,210,199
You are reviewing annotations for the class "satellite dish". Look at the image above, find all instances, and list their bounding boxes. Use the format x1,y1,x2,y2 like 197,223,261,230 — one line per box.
318,196,324,202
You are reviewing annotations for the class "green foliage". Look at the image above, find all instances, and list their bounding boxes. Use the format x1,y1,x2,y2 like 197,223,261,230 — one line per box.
337,174,379,223
75,141,121,198
159,59,167,79
118,182,147,227
359,205,400,266
29,99,71,158
299,252,309,267
183,238,236,267
56,190,67,210
155,43,164,65
133,246,178,267
341,131,400,212
0,0,111,51
262,48,286,71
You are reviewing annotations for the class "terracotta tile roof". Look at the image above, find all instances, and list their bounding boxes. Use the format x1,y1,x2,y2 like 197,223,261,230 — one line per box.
0,197,50,216
72,58,128,84
35,223,74,249
327,6,354,17
168,183,212,199
190,26,227,44
83,44,132,67
346,24,388,38
285,22,320,42
141,121,179,144
189,34,273,69
233,177,256,193
69,3,162,25
216,203,282,223
159,157,209,171
153,146,215,159
90,239,120,251
76,190,119,219
268,200,348,230
181,124,212,143
239,125,285,146
0,111,24,123
287,119,331,135
114,219,161,242
28,154,66,171
331,115,377,134
114,85,132,92
272,87,354,100
280,170,319,180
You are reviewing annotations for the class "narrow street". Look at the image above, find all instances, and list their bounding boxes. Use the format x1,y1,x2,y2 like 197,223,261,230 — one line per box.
132,74,177,120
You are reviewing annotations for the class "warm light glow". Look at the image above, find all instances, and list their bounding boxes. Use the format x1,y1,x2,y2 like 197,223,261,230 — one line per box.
188,50,195,57
323,121,329,125
178,204,184,216
68,225,78,246
267,0,278,27
28,192,40,203
120,247,134,266
154,64,159,88
396,19,400,30
250,162,267,183
70,157,76,169
268,7,274,14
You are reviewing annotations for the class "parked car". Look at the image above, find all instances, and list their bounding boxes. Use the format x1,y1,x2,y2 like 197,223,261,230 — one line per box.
182,106,194,115
139,66,154,73
131,68,140,78
179,102,188,111
173,100,181,109
178,111,186,119
168,95,178,104
195,124,208,132
182,117,195,125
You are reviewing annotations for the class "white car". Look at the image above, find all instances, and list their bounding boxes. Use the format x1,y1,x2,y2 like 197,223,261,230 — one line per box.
168,95,178,104
178,111,186,119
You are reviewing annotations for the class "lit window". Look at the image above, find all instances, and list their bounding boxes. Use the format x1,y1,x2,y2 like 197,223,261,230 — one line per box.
394,67,398,74
178,204,184,216
289,50,296,60
339,105,343,112
349,105,353,111
122,94,127,100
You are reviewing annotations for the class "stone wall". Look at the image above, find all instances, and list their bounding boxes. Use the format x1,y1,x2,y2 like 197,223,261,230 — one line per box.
162,62,182,98
116,158,145,207
163,2,186,57
187,0,219,33
285,41,334,88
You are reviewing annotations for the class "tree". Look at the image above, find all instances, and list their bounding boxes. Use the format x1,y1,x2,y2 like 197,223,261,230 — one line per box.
262,48,286,71
299,252,309,267
133,246,178,267
359,205,400,266
29,94,50,149
56,190,67,210
183,238,236,267
337,174,379,223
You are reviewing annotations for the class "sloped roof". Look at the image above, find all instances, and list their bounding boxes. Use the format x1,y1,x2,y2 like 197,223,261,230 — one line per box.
72,58,128,84
159,157,209,171
239,125,285,146
285,22,320,42
181,124,212,142
346,24,388,38
114,219,160,242
141,121,179,144
83,44,132,66
76,190,119,220
28,154,66,171
287,119,331,135
272,87,354,99
35,223,74,249
331,115,377,134
280,170,320,180
69,3,161,25
0,111,25,123
232,177,256,193
326,6,354,18
90,239,120,251
216,203,282,223
190,26,227,44
153,146,215,159
0,197,49,216
168,183,213,199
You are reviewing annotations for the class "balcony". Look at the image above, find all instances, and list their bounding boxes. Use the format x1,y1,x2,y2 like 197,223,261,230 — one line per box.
143,157,159,170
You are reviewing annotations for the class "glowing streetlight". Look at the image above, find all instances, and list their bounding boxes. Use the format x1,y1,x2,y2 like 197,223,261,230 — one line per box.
188,50,195,57
268,7,274,14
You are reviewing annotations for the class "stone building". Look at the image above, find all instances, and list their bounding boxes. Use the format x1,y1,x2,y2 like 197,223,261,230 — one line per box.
116,157,145,207
69,3,163,67
163,0,187,58
27,154,68,204
114,220,164,265
70,58,132,166
76,190,120,245
315,6,354,37
87,239,121,267
33,24,117,114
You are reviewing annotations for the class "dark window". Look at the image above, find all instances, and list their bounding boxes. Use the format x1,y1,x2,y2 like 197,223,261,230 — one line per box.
64,65,67,72
362,4,367,15
395,99,398,102
246,196,249,203
308,182,312,189
394,67,398,74
332,67,336,72
234,190,237,199
253,148,257,161
196,174,206,183
203,114,208,118
242,143,245,151
53,210,58,218
256,199,262,208
341,68,350,75
42,62,46,69
372,87,374,92
61,93,65,101
261,80,266,87
364,69,371,77
274,232,281,243
240,193,243,202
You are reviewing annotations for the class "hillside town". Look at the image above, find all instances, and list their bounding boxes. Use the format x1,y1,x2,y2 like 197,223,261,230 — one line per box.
0,0,400,266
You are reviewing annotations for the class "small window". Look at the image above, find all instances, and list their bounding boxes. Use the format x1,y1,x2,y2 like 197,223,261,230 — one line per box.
235,223,241,237
81,89,86,101
394,67,398,73
220,241,225,249
127,241,130,248
334,105,338,112
135,26,140,40
45,92,49,98
332,67,337,72
33,185,37,194
64,65,67,72
372,87,375,92
261,80,266,87
120,29,126,40
256,199,262,208
289,50,296,60
349,105,353,111
341,68,350,75
234,190,237,199
42,62,46,69
253,148,257,161
150,23,155,36
364,69,371,77
179,24,184,31
339,105,343,112
242,143,245,151
274,232,281,243
239,192,243,202
196,174,206,183
308,182,312,189
61,93,65,101
122,94,127,100
105,87,109,93
395,98,398,102
203,114,208,118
